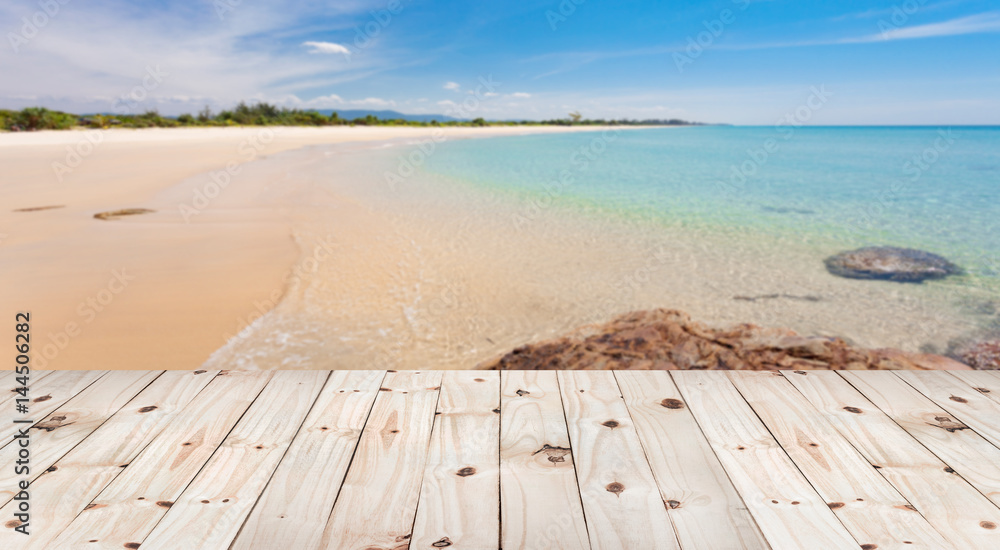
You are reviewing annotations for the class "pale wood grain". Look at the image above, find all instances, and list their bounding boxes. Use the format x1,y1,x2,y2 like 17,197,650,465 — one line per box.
141,371,329,549
230,371,384,550
730,371,952,549
840,371,1000,508
0,370,160,505
558,370,679,550
50,370,273,549
0,370,106,450
499,370,589,550
616,371,769,549
321,370,443,550
947,370,1000,406
671,371,859,550
786,370,1000,548
0,370,219,550
411,371,501,549
0,370,53,411
895,371,1000,449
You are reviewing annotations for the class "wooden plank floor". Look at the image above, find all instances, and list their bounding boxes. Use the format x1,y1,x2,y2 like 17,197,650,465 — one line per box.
3,370,1000,549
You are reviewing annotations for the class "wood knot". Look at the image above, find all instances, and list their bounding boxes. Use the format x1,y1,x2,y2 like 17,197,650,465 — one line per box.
156,501,172,508
516,389,530,397
5,520,21,528
975,387,991,393
201,500,210,504
949,395,968,403
982,521,997,530
944,467,955,473
660,398,684,409
533,444,570,463
379,387,392,392
843,406,862,414
474,378,485,382
898,504,917,512
791,501,800,505
194,370,206,374
432,537,453,547
860,545,878,550
394,534,411,542
124,543,141,549
793,371,807,375
828,502,844,509
601,420,620,429
606,482,625,495
46,466,57,472
33,395,52,402
666,499,681,509
492,408,501,414
456,467,476,477
138,406,157,413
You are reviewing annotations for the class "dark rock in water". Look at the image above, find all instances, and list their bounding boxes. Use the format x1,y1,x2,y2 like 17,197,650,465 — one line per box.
761,206,816,215
477,308,971,371
824,246,961,283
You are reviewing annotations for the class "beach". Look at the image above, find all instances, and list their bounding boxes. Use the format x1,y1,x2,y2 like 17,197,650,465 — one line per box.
0,126,632,370
2,126,995,371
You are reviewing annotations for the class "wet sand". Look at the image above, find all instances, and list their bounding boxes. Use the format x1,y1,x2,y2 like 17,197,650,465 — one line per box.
0,125,627,370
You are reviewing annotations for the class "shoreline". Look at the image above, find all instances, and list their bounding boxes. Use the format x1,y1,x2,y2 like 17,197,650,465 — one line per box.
0,125,645,370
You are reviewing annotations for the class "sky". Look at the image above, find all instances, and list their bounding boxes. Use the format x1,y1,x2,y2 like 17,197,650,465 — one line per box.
2,0,999,124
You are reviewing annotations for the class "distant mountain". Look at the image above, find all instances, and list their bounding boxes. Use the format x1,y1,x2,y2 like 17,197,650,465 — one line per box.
314,109,464,123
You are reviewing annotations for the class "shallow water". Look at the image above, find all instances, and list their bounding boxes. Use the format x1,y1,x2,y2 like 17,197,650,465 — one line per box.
201,127,1000,370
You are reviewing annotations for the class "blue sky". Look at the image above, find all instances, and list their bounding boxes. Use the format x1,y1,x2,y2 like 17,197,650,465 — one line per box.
2,0,999,123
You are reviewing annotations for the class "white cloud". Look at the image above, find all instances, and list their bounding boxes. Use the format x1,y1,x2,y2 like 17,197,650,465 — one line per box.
865,11,1000,41
302,41,351,55
443,81,461,91
509,92,531,98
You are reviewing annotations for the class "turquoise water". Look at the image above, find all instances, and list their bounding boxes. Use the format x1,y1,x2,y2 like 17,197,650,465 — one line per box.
423,126,1000,287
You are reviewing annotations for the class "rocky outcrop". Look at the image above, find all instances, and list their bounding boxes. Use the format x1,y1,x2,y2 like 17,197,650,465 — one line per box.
824,246,961,283
956,340,1000,370
479,309,973,371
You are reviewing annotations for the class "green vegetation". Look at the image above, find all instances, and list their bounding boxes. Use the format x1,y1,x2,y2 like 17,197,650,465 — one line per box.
1,102,706,131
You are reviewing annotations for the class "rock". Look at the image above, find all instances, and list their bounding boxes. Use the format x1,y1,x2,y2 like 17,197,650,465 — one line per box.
955,340,1000,370
824,246,961,283
94,208,155,220
477,308,971,371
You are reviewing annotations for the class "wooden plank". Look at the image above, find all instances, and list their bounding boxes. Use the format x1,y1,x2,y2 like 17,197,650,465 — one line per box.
141,371,329,549
671,371,858,550
947,370,1000,406
50,370,273,549
895,371,1000,449
0,370,53,411
0,370,161,505
230,371,384,550
840,371,1000,508
729,371,951,549
320,370,443,549
411,371,501,549
499,370,589,550
558,370,679,550
0,370,219,550
616,371,769,549
789,370,1000,548
0,370,106,450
